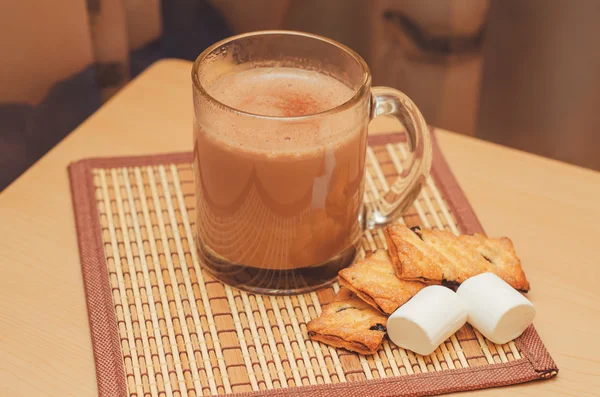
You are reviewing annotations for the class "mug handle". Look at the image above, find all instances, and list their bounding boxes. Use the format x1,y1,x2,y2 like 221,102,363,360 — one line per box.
367,87,432,229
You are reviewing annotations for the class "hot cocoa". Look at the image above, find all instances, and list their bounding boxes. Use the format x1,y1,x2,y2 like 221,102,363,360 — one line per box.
193,67,368,292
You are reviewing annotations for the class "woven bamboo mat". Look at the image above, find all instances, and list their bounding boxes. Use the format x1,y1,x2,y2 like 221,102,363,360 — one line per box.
69,131,557,397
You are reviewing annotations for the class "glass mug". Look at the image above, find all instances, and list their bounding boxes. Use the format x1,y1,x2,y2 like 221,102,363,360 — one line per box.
192,31,431,294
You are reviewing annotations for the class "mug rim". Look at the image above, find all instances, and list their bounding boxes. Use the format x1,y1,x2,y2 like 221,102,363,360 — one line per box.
191,30,371,121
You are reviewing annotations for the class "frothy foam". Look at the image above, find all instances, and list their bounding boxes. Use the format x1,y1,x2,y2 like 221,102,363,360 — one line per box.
207,67,354,117
200,67,360,155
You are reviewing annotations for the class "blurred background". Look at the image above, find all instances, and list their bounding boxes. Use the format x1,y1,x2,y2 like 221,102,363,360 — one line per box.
1,0,599,190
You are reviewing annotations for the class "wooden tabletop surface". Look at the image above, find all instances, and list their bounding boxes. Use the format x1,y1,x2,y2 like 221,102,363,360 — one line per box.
1,59,599,397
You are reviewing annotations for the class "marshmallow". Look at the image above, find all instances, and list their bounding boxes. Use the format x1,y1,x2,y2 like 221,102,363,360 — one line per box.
457,272,535,345
386,285,467,356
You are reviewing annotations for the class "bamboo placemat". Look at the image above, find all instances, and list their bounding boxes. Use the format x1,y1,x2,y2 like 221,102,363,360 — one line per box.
69,131,557,397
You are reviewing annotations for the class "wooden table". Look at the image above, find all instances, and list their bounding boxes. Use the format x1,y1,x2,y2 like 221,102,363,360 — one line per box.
1,59,599,397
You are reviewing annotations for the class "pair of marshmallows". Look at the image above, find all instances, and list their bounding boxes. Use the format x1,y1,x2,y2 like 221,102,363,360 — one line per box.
386,273,536,356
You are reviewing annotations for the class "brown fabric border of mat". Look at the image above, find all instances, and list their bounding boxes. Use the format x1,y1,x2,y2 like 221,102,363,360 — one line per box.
68,130,557,397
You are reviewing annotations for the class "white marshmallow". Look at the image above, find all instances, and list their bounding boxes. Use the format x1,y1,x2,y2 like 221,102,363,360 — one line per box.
386,285,467,356
457,272,536,345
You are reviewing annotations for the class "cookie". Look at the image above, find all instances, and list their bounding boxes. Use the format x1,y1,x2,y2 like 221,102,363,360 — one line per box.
460,233,530,292
384,225,452,284
307,288,387,355
338,249,425,314
385,224,530,292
